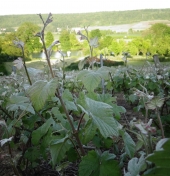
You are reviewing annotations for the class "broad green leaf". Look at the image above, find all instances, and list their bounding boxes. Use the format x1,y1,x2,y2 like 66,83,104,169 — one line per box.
79,150,100,176
96,66,110,80
78,96,121,138
40,128,57,159
129,94,138,103
77,70,102,92
103,137,113,149
62,89,74,100
80,119,97,144
64,99,77,111
66,147,79,162
135,140,144,151
51,107,72,131
79,150,120,176
145,139,170,176
24,147,41,162
87,94,126,119
51,107,66,125
145,97,164,110
99,151,121,176
6,95,35,114
62,89,77,111
112,104,126,119
27,78,58,111
50,136,72,166
124,154,146,176
78,58,87,70
6,119,20,135
32,117,56,145
120,130,136,158
97,93,116,104
22,115,41,129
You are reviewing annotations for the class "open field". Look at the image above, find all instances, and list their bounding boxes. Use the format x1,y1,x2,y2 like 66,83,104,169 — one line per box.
4,56,170,75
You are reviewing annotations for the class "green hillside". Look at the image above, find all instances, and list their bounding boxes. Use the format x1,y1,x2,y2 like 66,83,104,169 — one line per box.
0,9,170,31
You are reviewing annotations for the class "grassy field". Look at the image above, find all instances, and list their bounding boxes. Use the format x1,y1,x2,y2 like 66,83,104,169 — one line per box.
3,56,170,75
4,57,81,74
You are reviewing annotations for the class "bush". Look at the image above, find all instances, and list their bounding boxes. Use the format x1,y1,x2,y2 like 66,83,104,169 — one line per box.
0,63,8,75
65,59,124,71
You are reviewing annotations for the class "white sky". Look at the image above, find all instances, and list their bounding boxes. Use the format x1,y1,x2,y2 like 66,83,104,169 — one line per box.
1,0,170,16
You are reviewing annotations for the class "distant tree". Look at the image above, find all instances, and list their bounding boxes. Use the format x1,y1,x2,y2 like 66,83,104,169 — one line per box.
109,40,122,55
33,37,42,52
45,32,54,48
154,36,170,55
99,36,113,50
143,23,170,55
81,40,90,56
144,23,170,41
128,43,138,55
100,47,109,58
16,22,40,57
59,30,71,51
119,40,127,52
127,37,151,55
1,32,21,59
70,33,81,50
90,29,102,39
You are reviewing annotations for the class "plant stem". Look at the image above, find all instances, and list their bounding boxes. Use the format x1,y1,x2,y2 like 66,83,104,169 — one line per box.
77,113,85,131
21,47,32,85
41,39,54,78
68,137,82,159
38,13,85,156
56,90,85,156
140,132,148,155
156,108,165,138
61,54,66,86
148,132,153,153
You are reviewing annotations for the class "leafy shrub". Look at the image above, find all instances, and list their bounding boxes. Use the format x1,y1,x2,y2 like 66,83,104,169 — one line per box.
65,59,124,71
0,63,8,75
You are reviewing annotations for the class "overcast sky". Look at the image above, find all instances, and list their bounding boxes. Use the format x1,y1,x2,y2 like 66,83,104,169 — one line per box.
1,0,169,16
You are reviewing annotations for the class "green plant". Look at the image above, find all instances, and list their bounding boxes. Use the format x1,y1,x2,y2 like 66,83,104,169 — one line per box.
1,13,170,176
13,39,32,85
145,138,170,175
78,27,99,69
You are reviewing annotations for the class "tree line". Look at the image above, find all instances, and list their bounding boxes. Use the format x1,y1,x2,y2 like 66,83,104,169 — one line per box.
0,9,170,31
0,21,170,65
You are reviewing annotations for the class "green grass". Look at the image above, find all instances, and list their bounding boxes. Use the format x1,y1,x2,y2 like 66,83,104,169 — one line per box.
3,56,170,75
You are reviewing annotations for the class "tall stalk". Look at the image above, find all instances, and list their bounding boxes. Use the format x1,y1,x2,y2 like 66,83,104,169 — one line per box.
78,26,96,69
36,13,85,156
36,13,55,78
13,40,32,85
156,108,165,138
21,47,32,85
84,26,93,58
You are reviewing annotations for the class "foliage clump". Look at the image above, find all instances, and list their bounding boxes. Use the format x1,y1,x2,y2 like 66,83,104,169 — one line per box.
0,13,170,176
